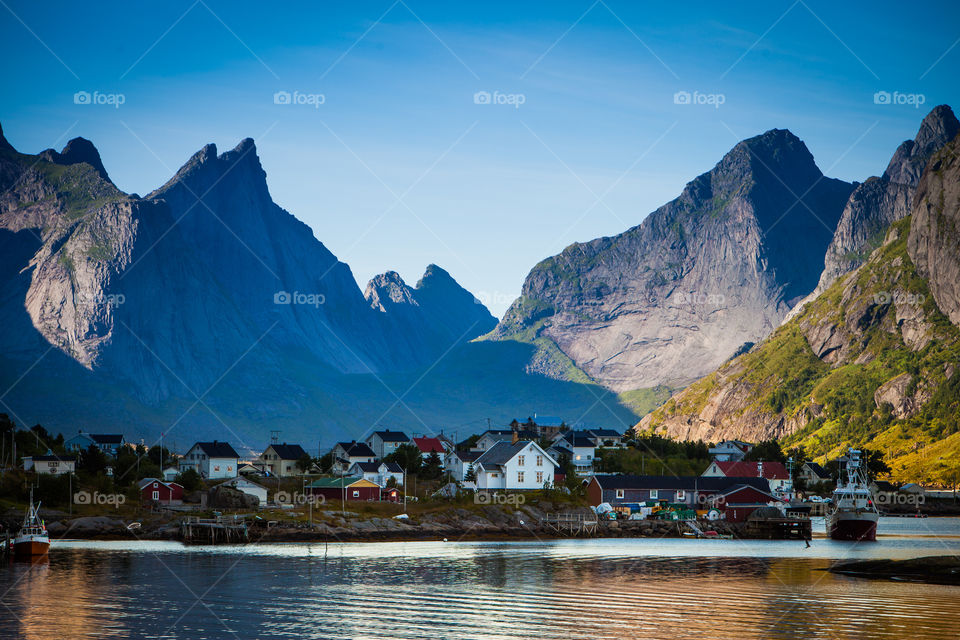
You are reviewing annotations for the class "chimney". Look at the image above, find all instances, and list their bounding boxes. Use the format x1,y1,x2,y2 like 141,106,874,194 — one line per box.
512,430,519,444
757,461,763,477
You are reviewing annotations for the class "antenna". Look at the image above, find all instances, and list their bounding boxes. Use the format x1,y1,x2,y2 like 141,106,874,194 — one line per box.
270,430,280,444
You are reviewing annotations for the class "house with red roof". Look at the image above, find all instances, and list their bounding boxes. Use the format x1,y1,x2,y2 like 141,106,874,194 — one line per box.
701,460,791,493
412,437,444,455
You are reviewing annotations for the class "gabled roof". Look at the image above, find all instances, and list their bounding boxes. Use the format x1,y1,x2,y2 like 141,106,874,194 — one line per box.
715,483,785,503
352,460,404,473
476,440,556,469
336,442,376,458
413,437,444,454
371,430,409,443
712,460,789,480
588,429,622,438
27,454,76,462
307,476,377,488
592,475,770,492
138,477,180,490
872,480,898,492
451,450,482,462
193,441,239,458
531,416,563,427
381,462,403,473
479,429,539,442
803,461,831,479
221,476,267,489
90,434,124,445
560,430,597,448
265,443,308,460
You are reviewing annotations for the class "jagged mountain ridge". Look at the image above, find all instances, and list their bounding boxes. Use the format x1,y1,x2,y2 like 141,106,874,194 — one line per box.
785,105,959,322
493,128,855,392
638,132,960,482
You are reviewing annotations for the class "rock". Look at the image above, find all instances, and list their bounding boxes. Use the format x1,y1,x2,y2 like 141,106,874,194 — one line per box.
61,516,127,535
873,373,931,419
908,134,960,326
207,485,259,509
494,128,854,390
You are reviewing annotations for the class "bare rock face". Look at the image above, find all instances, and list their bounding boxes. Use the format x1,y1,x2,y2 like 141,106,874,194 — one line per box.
873,373,932,419
788,105,959,321
495,129,853,390
908,134,960,326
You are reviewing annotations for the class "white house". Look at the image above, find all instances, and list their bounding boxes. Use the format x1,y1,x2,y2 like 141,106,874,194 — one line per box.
179,441,239,479
472,429,538,453
348,461,404,487
474,440,557,490
550,431,597,476
585,429,624,447
217,476,269,505
331,441,378,473
445,450,482,481
365,430,410,459
64,432,126,457
162,466,180,482
708,440,753,462
259,443,309,477
23,452,76,475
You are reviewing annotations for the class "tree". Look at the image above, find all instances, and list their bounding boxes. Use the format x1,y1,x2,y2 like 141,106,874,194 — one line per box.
421,451,443,480
744,440,786,463
464,463,476,483
79,444,108,475
296,453,313,475
317,452,334,474
148,445,171,468
176,468,201,492
384,443,422,474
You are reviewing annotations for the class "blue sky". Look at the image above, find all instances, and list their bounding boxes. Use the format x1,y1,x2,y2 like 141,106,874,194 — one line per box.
2,1,958,316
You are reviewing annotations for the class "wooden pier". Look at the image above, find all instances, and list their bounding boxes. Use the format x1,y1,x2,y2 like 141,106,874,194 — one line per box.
540,513,599,536
179,515,249,544
745,516,811,540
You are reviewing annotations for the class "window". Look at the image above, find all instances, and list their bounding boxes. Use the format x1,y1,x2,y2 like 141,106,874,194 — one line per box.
152,490,159,500
352,490,360,498
676,490,686,500
536,472,544,483
517,471,524,483
536,455,542,466
518,455,525,466
616,489,625,499
650,489,659,499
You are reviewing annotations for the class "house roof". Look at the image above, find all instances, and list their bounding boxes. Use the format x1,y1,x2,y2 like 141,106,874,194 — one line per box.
592,475,770,492
27,454,76,462
266,443,308,460
715,483,785,503
336,442,376,458
560,430,597,448
712,460,789,480
589,429,622,438
476,440,556,469
221,476,267,489
413,437,444,454
480,429,539,442
193,441,239,458
452,450,482,462
352,461,404,473
138,477,178,490
90,434,124,445
803,461,831,479
531,416,564,427
307,476,378,489
872,480,898,492
371,430,409,443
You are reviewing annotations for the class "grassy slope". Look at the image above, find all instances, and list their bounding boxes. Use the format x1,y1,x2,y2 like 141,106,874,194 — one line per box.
645,217,960,483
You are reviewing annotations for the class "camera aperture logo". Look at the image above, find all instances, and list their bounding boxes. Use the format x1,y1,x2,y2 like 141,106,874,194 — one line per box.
74,490,126,507
873,91,926,108
673,90,725,109
73,91,126,109
274,290,325,307
273,90,325,109
474,491,525,505
473,90,525,109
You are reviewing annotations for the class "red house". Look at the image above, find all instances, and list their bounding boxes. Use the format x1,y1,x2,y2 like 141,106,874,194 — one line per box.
412,437,445,455
307,477,382,501
711,484,786,522
138,478,184,505
381,487,401,503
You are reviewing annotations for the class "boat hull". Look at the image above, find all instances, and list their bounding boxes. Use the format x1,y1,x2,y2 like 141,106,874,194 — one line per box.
827,512,878,541
13,536,50,558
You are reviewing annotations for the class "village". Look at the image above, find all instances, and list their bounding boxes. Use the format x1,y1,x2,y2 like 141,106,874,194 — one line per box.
2,414,955,544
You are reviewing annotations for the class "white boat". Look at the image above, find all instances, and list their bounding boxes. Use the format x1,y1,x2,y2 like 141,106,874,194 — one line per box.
825,449,879,541
13,491,50,558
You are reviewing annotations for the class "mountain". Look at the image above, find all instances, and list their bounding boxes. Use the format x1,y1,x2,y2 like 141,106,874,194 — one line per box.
786,105,959,321
493,129,854,392
1,125,640,445
639,133,960,483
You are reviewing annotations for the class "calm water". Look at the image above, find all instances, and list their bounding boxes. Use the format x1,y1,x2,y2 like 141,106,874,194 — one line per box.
2,517,958,639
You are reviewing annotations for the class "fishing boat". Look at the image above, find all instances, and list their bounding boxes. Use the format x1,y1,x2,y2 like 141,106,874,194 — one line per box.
826,449,879,541
12,492,50,558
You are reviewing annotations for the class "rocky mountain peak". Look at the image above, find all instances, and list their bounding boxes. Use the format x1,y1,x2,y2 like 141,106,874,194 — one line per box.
0,122,15,153
365,271,418,311
883,104,959,185
35,136,111,183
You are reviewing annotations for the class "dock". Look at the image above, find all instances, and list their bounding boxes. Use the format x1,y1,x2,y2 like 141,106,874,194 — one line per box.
745,516,811,540
179,515,250,544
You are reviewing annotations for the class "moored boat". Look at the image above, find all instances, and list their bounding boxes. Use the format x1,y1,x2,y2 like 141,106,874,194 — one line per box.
12,492,50,558
826,449,879,541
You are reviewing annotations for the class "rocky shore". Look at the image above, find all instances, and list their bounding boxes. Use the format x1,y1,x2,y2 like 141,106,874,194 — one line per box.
829,556,960,585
